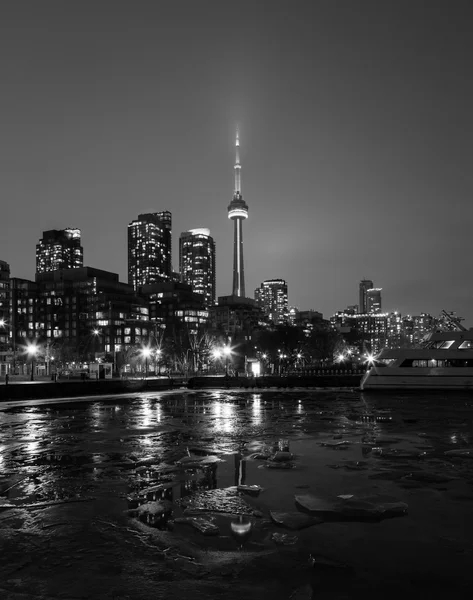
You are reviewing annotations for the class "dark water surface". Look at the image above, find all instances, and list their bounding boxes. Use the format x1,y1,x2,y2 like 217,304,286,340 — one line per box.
1,389,473,599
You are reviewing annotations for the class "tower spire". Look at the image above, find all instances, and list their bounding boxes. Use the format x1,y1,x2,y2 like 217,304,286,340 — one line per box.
234,129,241,194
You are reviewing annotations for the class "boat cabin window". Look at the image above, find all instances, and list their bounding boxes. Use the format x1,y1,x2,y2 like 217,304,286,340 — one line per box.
401,358,473,368
401,359,446,367
424,340,445,349
459,340,473,349
438,340,455,349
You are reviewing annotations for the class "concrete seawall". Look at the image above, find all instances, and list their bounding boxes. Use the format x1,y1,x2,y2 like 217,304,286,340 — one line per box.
0,378,179,402
0,374,362,402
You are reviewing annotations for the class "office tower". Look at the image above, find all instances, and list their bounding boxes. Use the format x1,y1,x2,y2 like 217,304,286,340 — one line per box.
254,279,288,325
228,131,249,297
179,228,216,307
36,229,83,274
128,211,172,291
359,279,374,314
366,288,382,313
0,261,10,371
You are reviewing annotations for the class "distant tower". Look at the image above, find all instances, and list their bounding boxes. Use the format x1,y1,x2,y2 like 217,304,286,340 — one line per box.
36,229,83,274
127,211,172,291
228,131,249,297
255,279,288,324
179,228,216,307
359,279,374,314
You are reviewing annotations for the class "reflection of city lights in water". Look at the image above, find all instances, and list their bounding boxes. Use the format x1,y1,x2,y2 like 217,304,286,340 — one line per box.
213,401,235,433
140,399,152,428
141,436,152,446
252,394,262,425
90,403,104,428
297,400,302,414
230,516,253,550
156,404,162,423
27,440,39,453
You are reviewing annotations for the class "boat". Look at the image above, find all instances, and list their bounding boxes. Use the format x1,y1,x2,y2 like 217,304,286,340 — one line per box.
361,328,473,390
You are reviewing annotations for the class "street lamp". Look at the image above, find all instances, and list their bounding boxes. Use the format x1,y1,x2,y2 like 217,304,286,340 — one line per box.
223,346,231,376
212,349,221,374
26,342,39,381
141,346,151,378
155,348,162,376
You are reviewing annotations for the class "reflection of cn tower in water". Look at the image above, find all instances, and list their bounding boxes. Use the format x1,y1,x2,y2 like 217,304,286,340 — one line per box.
228,130,249,297
234,451,246,486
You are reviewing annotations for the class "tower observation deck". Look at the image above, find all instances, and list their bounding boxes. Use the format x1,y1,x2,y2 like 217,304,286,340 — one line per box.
227,131,249,297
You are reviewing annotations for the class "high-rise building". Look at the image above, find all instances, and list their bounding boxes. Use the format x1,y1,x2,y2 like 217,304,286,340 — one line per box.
228,131,249,297
0,260,11,374
128,211,172,291
254,279,288,325
366,288,382,313
179,228,216,307
359,279,374,314
36,229,83,274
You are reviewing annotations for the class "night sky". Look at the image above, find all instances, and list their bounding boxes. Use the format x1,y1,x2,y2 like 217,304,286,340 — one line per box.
1,1,472,324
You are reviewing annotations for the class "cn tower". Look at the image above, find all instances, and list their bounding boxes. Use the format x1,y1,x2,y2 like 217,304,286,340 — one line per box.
227,131,249,297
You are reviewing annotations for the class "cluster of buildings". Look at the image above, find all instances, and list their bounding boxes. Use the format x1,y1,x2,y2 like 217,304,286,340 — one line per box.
0,135,293,375
0,135,463,376
330,280,463,355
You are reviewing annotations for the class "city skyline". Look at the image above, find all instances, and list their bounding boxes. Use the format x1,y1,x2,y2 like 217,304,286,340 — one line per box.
1,2,472,324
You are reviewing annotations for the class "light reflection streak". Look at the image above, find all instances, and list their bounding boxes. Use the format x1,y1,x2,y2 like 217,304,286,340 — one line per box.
252,394,262,425
213,401,236,433
140,399,152,428
27,440,39,454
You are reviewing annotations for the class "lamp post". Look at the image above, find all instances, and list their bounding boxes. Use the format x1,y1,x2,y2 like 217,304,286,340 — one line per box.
0,318,6,375
212,349,222,375
26,342,39,381
142,347,151,378
155,348,162,376
223,345,231,376
261,353,267,375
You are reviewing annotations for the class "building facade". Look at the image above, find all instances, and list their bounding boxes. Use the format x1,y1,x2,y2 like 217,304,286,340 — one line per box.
366,288,382,314
34,268,151,360
140,281,208,334
179,228,216,307
227,132,249,297
254,279,288,325
331,311,388,355
0,260,11,374
128,211,172,291
36,229,83,274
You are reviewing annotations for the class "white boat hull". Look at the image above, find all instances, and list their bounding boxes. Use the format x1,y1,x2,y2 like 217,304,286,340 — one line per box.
361,367,473,390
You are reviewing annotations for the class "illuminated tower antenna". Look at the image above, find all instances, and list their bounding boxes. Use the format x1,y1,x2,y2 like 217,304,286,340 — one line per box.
227,130,248,297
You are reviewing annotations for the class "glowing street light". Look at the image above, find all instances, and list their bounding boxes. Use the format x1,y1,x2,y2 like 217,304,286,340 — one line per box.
155,348,162,376
26,342,39,381
141,346,151,378
223,345,231,376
